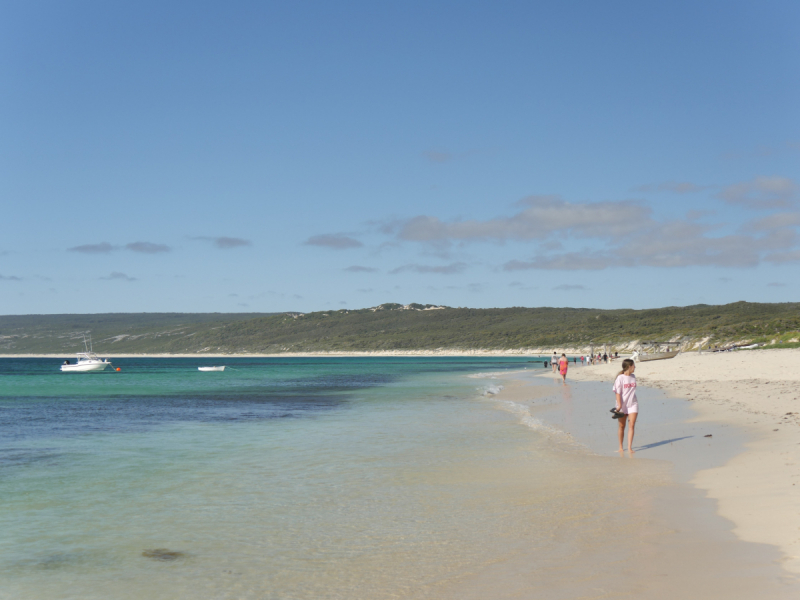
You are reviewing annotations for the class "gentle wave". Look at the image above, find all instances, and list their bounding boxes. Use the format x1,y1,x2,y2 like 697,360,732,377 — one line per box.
489,397,586,449
479,384,504,396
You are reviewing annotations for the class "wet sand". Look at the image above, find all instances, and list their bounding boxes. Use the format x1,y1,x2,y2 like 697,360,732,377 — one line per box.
569,350,800,575
459,368,800,598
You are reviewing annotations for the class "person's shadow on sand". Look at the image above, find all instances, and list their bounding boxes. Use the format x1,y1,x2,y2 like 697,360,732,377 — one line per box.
633,436,694,452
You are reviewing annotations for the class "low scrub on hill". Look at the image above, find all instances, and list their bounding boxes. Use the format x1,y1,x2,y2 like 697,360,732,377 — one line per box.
1,301,798,354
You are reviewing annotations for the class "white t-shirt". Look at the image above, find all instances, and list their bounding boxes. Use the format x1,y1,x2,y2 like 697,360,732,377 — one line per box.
612,373,638,414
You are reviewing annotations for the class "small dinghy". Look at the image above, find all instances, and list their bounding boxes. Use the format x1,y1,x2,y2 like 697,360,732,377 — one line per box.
198,366,225,372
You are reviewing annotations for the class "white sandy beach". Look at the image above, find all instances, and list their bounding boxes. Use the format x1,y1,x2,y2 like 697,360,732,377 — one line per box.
560,349,800,575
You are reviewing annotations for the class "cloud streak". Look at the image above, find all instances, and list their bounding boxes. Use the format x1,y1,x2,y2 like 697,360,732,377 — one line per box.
424,150,453,163
126,242,171,254
393,196,651,243
632,181,711,194
305,234,363,250
717,176,798,208
389,262,467,275
100,272,137,281
69,241,171,254
192,236,252,249
0,274,23,281
382,188,800,271
553,284,588,291
69,242,117,254
344,265,377,272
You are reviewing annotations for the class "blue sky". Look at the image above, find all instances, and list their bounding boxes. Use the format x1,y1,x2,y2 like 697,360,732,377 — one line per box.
1,0,798,314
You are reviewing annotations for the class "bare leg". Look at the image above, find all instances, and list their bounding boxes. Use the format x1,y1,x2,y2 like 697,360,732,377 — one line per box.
627,413,638,452
617,414,627,452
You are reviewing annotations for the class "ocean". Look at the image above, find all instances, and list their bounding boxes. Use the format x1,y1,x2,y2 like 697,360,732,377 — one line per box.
1,357,796,599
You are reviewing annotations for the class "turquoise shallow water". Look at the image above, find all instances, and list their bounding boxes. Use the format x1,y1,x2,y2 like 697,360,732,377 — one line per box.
1,357,548,599
3,357,797,600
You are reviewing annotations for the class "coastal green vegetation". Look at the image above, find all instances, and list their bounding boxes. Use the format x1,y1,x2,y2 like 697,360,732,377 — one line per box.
1,301,798,354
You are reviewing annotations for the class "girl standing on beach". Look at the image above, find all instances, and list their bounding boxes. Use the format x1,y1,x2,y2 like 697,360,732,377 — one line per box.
612,358,638,453
558,353,568,385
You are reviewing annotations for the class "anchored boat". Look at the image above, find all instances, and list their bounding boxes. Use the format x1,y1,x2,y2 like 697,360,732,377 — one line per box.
198,366,225,372
61,335,113,372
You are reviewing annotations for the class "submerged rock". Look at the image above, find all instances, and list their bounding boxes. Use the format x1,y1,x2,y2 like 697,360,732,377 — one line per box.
142,548,185,561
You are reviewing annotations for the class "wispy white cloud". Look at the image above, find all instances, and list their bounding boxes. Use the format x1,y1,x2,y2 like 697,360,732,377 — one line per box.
764,250,800,264
100,272,136,281
553,284,588,291
722,141,800,160
305,234,363,250
717,176,798,208
344,265,377,272
746,212,800,231
389,262,467,275
632,181,711,194
767,282,787,287
70,241,172,254
381,187,800,271
126,242,171,254
0,274,22,281
69,242,117,254
424,150,453,163
192,236,252,249
503,219,796,271
394,196,650,243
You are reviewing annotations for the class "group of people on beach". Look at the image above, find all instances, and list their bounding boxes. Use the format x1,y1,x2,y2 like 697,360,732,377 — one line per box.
549,352,638,454
547,351,619,377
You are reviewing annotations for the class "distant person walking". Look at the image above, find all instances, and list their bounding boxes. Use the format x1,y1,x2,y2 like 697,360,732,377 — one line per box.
552,353,558,373
612,358,638,453
558,353,569,385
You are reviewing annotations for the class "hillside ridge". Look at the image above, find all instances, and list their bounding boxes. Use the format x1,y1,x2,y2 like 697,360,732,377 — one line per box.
1,301,798,354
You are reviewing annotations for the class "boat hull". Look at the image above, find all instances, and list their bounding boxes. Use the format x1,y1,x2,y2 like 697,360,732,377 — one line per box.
636,351,680,362
61,362,110,372
198,366,225,372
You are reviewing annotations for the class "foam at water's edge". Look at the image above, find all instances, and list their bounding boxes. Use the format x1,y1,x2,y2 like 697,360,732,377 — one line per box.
478,384,504,396
488,397,588,450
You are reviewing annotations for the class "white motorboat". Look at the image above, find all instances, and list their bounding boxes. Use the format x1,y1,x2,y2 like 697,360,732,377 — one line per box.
61,336,113,372
198,366,225,372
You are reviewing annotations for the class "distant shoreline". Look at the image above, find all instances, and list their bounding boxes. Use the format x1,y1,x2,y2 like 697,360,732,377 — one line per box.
0,351,554,358
0,348,783,359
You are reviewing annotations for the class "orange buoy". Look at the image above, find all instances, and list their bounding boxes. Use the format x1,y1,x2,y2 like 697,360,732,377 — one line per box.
116,367,121,371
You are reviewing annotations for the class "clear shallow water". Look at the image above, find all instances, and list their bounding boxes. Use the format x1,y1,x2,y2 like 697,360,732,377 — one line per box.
1,357,545,599
2,358,796,600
